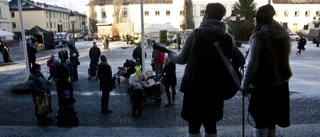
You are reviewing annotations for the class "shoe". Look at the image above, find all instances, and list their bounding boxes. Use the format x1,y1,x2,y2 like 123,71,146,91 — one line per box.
171,102,175,105
101,109,112,114
106,110,112,114
131,113,136,117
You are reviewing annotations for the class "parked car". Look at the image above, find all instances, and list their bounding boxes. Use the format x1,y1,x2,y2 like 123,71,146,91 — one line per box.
290,33,300,41
54,32,75,47
84,34,94,41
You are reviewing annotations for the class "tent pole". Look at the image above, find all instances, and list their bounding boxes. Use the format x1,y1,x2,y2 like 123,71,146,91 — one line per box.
140,0,145,72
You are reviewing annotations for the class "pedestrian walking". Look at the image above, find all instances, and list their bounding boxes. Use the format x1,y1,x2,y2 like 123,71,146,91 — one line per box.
161,57,177,107
97,55,114,114
89,41,101,77
296,36,306,55
167,3,245,137
240,4,292,137
68,44,80,81
28,63,52,126
103,35,109,51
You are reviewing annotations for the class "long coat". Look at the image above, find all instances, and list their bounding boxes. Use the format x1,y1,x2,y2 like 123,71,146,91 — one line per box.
162,61,177,86
97,63,113,91
168,20,245,123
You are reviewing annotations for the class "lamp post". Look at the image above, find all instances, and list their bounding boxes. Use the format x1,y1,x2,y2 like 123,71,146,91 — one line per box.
313,16,320,47
70,11,75,45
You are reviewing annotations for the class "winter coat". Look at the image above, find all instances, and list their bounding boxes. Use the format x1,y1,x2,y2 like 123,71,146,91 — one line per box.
28,71,51,102
168,19,245,123
58,50,69,63
161,61,177,86
89,46,101,62
97,62,113,91
241,20,292,127
132,47,147,63
68,46,80,66
47,59,55,72
27,45,37,64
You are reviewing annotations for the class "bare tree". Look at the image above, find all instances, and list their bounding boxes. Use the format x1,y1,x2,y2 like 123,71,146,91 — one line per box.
88,1,98,34
181,0,194,31
114,0,123,23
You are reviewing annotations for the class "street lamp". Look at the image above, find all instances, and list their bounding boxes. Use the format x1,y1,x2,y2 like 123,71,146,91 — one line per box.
313,16,320,47
70,11,75,45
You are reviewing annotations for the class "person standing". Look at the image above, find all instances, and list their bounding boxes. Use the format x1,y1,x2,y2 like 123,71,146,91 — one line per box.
89,41,101,77
52,59,73,107
132,42,147,65
152,46,165,81
296,36,306,55
241,4,292,137
68,44,80,81
104,35,109,51
161,57,177,107
27,43,37,70
167,3,245,137
97,55,113,114
58,49,69,64
46,55,55,82
28,63,52,126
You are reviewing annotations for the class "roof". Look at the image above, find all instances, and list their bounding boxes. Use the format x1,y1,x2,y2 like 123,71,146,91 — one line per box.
144,24,179,31
25,25,53,35
9,0,86,16
87,0,173,6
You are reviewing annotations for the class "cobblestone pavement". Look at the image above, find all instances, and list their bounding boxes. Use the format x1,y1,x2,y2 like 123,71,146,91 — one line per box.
0,40,320,136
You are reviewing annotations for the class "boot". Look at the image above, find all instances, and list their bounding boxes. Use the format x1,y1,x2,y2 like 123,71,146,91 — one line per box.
254,128,268,137
267,128,276,137
203,133,217,137
101,98,106,113
165,95,172,107
187,133,201,137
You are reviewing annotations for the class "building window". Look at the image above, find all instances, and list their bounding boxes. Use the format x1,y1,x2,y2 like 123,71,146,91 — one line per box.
155,11,160,16
12,22,16,28
123,8,127,17
303,24,308,30
200,7,205,16
166,10,170,16
305,10,310,17
180,10,183,16
145,11,149,16
11,12,15,18
294,11,299,17
101,8,106,18
46,11,48,18
284,11,289,17
283,22,288,28
47,22,49,28
50,22,52,28
54,22,56,28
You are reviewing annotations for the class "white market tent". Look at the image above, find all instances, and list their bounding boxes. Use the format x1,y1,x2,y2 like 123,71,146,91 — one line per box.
144,24,179,43
0,29,14,37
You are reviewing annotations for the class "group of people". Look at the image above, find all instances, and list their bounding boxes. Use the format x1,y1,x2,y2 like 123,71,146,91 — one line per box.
163,3,291,137
27,3,293,137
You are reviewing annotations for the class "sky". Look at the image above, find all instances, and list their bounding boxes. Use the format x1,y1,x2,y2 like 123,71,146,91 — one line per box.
33,0,89,13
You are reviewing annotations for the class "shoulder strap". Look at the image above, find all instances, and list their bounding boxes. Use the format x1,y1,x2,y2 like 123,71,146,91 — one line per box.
213,41,240,88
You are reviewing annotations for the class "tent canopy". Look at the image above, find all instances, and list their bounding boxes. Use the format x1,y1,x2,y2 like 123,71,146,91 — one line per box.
25,25,54,50
0,29,14,37
145,24,179,31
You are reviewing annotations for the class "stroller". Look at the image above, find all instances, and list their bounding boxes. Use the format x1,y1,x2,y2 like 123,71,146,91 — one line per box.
57,91,79,127
88,61,99,80
113,59,136,85
128,70,162,106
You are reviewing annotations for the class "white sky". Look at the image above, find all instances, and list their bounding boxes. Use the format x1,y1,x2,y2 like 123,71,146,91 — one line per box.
32,0,89,13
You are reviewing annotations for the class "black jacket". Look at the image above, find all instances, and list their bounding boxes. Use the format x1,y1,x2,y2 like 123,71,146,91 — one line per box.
89,46,101,62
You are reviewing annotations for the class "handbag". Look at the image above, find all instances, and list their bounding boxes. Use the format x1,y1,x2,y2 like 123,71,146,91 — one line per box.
36,93,52,114
213,41,241,100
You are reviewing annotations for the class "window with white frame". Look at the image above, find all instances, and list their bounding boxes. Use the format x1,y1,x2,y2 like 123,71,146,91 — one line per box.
284,10,289,17
145,11,149,16
101,8,106,18
0,7,2,18
155,11,160,16
305,10,310,17
11,12,15,18
295,11,299,17
123,8,127,17
166,10,170,16
200,6,205,16
12,22,16,28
